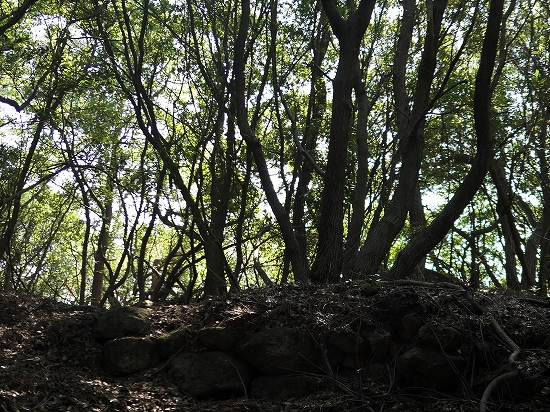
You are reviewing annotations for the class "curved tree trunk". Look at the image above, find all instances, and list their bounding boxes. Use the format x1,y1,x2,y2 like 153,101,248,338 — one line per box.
354,0,448,278
387,0,506,280
234,0,308,282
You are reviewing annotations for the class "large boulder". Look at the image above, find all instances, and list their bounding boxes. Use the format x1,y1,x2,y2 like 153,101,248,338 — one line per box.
156,327,189,359
167,351,253,398
102,337,159,375
236,327,321,375
397,346,466,391
93,306,150,341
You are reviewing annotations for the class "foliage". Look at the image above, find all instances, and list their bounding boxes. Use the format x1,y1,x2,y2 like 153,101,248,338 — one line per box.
1,0,550,303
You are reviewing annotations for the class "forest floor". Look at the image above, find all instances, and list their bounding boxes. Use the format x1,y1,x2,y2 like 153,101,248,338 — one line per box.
1,281,550,412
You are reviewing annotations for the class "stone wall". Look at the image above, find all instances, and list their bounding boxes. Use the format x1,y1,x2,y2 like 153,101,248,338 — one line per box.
93,304,477,400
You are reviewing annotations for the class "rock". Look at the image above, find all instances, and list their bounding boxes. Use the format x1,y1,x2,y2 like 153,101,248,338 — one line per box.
93,306,150,341
250,375,321,399
362,329,392,360
361,363,388,380
327,329,365,354
198,326,242,351
102,337,159,375
397,346,465,391
167,351,253,398
358,281,380,297
236,327,321,375
156,327,188,359
400,313,424,341
415,324,462,352
341,352,370,369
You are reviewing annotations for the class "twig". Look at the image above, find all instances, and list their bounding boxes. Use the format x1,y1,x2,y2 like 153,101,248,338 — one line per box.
226,358,248,398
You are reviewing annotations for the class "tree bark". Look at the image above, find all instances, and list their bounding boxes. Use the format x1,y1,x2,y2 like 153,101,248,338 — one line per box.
492,165,521,289
234,0,308,282
387,0,506,280
354,0,448,278
91,198,112,306
293,9,329,271
537,126,550,296
310,0,376,283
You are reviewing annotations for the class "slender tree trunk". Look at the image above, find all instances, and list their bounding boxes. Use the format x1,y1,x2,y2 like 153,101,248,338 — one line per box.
3,250,16,291
536,101,550,295
387,0,506,279
409,181,428,279
498,197,520,289
354,0,448,278
539,220,550,296
490,164,527,288
469,210,481,289
343,83,381,279
91,198,112,306
234,148,253,281
0,119,45,272
203,107,234,296
234,0,308,282
62,139,91,304
524,222,541,288
293,10,329,270
78,194,91,305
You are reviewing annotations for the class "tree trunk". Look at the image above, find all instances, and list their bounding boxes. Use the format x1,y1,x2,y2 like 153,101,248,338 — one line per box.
498,199,520,290
387,0,505,279
234,0,308,282
204,106,234,296
490,164,527,288
91,199,112,306
310,0,376,283
536,91,550,295
354,0,448,278
469,211,481,290
342,86,370,280
293,10,329,269
0,120,45,274
409,181,428,279
524,222,541,288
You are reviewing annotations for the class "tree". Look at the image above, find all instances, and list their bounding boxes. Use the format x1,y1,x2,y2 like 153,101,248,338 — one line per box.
388,0,506,279
309,0,376,283
3,0,550,302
